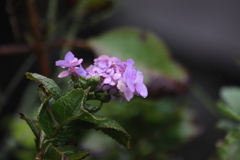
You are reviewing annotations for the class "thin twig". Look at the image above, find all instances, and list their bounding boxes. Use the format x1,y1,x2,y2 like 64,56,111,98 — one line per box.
46,0,58,37
0,44,30,55
26,0,51,77
5,0,22,42
48,39,90,49
0,39,89,55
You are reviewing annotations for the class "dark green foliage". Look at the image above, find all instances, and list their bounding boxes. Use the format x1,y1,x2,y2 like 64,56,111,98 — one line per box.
215,86,240,160
94,117,131,149
217,86,240,121
217,131,240,160
64,150,89,160
25,72,63,100
43,143,63,160
23,73,132,160
19,113,40,139
38,98,55,136
51,89,85,124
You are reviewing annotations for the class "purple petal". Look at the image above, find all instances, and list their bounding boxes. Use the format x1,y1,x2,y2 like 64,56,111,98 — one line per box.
98,61,107,68
127,80,135,92
126,59,134,65
58,70,70,78
135,82,148,98
69,58,81,67
135,71,144,83
56,60,68,68
117,80,126,92
64,52,74,61
103,77,112,84
113,73,121,80
106,69,113,74
111,57,120,63
124,87,134,101
75,67,86,77
98,55,109,60
102,85,111,90
125,65,136,80
109,81,116,86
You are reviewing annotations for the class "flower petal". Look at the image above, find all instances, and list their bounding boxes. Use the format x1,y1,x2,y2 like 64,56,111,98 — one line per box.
135,71,144,83
135,82,148,98
117,80,126,92
58,70,70,78
124,87,134,101
113,73,121,80
125,65,136,80
102,85,111,90
103,77,112,84
56,60,68,68
75,67,86,76
65,51,74,61
126,59,134,65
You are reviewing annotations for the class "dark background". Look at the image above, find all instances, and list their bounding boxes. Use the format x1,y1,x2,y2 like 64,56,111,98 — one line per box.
1,0,240,159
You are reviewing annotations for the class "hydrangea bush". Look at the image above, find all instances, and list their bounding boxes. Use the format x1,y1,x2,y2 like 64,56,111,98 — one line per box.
21,52,148,160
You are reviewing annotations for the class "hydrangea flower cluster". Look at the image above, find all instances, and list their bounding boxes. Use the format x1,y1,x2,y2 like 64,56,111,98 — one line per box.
56,52,148,101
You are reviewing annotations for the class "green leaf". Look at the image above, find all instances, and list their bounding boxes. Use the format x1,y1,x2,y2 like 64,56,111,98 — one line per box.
25,72,63,100
38,98,55,136
19,113,40,139
217,101,240,121
56,121,84,142
88,27,189,93
43,143,63,160
218,131,240,160
64,150,89,160
84,100,102,113
51,89,85,124
78,108,106,122
94,116,131,149
217,119,240,132
220,86,240,116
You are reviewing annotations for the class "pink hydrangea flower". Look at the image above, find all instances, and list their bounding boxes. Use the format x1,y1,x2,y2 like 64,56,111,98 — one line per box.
117,65,148,101
56,52,86,78
86,55,148,101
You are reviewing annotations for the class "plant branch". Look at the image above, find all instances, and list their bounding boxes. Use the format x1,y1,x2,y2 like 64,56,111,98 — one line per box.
0,38,89,55
0,44,31,55
48,39,90,49
5,0,22,42
26,0,50,77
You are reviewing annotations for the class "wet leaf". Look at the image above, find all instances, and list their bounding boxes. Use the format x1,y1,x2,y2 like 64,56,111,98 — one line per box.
94,116,131,149
43,143,63,160
19,113,40,139
217,101,240,122
38,98,55,136
220,86,240,116
26,72,63,100
64,150,89,160
51,89,85,124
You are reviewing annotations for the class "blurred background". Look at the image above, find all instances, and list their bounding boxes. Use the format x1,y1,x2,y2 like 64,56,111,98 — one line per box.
1,0,240,160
